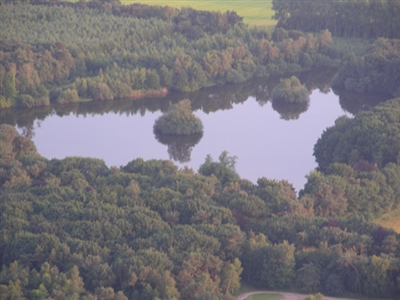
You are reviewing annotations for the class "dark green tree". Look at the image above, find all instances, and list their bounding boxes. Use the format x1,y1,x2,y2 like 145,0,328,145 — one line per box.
154,99,203,135
198,151,239,185
271,76,309,104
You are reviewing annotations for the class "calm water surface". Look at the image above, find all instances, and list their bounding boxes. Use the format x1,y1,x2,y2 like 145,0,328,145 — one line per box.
23,88,348,193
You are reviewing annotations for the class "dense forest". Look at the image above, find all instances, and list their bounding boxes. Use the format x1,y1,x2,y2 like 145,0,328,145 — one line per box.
2,1,400,299
332,38,400,98
0,0,343,108
1,98,400,299
272,0,400,39
271,0,400,97
1,1,399,109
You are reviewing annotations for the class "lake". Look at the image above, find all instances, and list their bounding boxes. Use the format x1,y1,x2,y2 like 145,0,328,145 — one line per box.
4,69,387,193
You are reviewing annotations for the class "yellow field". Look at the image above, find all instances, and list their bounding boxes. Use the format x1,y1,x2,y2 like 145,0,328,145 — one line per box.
121,0,276,27
375,205,400,233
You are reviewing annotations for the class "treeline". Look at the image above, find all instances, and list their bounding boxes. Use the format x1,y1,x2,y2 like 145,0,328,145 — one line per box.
272,0,400,39
0,1,338,108
311,98,400,219
1,100,400,299
332,38,400,98
315,98,400,172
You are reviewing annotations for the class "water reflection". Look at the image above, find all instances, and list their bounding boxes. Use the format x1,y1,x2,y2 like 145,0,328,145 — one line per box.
332,87,393,115
1,68,340,136
1,66,376,192
154,132,203,163
272,101,310,120
298,67,335,94
254,84,270,106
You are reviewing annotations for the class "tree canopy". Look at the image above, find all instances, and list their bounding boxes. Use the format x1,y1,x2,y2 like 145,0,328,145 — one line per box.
271,76,309,104
1,123,400,299
314,98,400,172
272,0,400,39
2,1,400,299
332,38,400,98
153,99,203,135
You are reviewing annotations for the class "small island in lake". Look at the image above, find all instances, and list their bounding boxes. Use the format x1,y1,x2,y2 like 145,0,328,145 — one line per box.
271,76,309,104
154,99,203,135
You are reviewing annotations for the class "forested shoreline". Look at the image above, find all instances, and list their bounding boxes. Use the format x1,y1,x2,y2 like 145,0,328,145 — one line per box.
1,1,399,109
0,0,341,109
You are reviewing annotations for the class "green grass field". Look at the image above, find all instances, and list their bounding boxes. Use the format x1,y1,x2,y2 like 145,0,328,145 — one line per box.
233,283,283,300
121,0,276,27
247,293,283,300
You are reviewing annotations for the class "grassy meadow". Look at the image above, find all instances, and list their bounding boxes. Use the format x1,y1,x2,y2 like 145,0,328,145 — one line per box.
246,293,283,300
121,0,276,27
233,283,283,300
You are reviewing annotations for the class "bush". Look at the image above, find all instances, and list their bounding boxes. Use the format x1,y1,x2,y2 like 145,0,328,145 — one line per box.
0,96,12,108
305,293,323,300
34,96,50,106
153,99,203,135
90,83,113,101
17,94,34,107
57,88,79,104
271,76,309,104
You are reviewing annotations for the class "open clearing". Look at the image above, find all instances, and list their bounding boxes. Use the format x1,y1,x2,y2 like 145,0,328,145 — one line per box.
237,292,358,300
245,292,283,300
376,205,400,233
122,0,276,27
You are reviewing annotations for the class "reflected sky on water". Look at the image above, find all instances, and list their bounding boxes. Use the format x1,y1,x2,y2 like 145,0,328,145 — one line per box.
27,88,348,193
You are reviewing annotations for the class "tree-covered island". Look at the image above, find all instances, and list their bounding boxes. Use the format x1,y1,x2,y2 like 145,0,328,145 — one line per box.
154,100,203,135
271,76,309,104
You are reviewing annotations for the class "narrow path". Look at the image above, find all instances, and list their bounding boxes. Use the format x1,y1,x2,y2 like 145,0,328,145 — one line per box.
237,291,356,300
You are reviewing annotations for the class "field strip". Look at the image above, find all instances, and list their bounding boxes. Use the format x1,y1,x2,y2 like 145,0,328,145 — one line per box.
121,0,276,26
237,291,358,300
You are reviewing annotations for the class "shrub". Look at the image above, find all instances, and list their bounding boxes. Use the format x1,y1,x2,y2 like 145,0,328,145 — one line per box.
57,88,79,104
305,293,324,300
34,96,50,106
0,96,12,108
17,94,34,107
